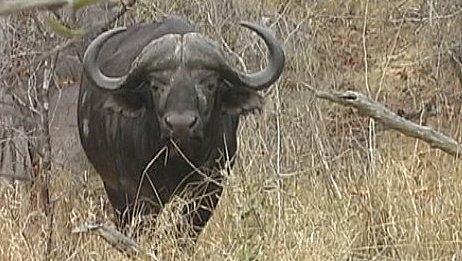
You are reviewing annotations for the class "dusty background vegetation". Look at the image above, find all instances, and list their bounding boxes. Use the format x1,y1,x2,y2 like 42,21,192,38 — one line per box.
1,0,462,260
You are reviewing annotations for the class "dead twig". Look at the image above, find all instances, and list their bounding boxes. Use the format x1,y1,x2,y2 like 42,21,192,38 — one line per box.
0,0,70,15
41,58,54,261
0,0,110,16
0,0,137,83
303,83,462,158
72,221,139,257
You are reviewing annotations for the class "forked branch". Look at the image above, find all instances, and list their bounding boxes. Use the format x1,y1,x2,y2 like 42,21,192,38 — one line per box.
303,83,462,158
72,221,139,257
0,0,108,15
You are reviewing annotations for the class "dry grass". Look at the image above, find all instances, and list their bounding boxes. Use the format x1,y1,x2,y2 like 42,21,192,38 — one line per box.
1,0,462,260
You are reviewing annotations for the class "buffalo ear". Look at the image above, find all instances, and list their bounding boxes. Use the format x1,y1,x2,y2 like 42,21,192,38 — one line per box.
222,88,264,115
103,91,146,118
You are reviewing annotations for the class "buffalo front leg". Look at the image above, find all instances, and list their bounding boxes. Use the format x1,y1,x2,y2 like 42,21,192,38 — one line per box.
102,182,133,229
103,181,161,235
176,174,224,243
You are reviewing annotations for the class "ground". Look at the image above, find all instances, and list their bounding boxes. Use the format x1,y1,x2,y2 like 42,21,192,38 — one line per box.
1,0,462,260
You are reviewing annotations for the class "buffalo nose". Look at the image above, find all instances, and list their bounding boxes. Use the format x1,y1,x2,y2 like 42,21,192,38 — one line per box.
164,112,198,135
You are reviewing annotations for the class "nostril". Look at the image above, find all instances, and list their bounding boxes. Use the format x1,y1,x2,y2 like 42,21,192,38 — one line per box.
164,116,173,129
164,113,199,132
189,116,198,129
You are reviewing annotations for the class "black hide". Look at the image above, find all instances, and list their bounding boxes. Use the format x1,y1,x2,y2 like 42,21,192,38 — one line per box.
78,16,242,238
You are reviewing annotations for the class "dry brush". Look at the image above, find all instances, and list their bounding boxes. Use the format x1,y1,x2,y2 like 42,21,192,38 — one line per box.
0,0,462,260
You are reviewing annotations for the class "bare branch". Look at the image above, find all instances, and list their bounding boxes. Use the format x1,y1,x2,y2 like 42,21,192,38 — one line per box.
72,221,139,257
303,83,462,158
0,0,109,16
0,0,69,15
0,0,137,83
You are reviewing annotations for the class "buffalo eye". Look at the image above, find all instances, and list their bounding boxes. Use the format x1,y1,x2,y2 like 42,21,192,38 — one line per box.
205,82,216,92
150,83,159,91
148,71,171,92
149,78,168,92
198,74,218,93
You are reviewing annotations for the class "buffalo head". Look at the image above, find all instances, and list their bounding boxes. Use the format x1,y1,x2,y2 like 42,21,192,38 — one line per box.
82,20,284,152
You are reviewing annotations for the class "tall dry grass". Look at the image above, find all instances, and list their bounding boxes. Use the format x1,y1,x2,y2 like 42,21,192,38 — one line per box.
1,0,462,260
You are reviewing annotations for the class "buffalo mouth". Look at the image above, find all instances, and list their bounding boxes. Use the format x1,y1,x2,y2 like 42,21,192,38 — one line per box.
163,136,203,159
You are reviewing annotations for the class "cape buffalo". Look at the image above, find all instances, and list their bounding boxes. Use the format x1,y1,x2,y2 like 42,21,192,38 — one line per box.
78,15,284,239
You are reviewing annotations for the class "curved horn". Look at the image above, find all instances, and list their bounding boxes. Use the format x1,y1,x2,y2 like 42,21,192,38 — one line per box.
230,22,285,90
83,27,127,90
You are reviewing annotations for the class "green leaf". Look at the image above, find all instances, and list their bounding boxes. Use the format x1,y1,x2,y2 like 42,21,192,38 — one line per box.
46,16,85,38
72,0,108,10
